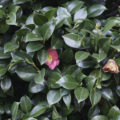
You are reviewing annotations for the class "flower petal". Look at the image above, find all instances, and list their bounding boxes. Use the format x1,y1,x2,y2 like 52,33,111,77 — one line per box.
48,60,60,70
48,49,58,60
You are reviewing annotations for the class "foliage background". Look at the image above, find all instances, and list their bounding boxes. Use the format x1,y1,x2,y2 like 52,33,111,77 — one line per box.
0,0,120,120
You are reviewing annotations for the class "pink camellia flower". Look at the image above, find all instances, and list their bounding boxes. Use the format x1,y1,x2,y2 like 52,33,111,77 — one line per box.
45,49,60,70
102,59,119,74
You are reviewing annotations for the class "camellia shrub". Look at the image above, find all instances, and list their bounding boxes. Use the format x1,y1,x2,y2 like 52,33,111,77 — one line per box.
0,0,120,119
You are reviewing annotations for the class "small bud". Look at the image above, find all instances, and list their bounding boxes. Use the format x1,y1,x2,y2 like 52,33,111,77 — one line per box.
102,59,119,74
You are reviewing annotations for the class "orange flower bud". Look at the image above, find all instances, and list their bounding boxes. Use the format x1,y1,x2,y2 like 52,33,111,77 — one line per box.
102,59,119,74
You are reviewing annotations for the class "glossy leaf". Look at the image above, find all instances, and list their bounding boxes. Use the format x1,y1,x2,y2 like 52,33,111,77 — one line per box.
25,32,43,42
4,42,19,53
65,1,84,14
15,65,37,81
62,33,82,48
47,89,61,105
37,49,49,65
63,94,71,109
33,13,48,25
90,89,101,107
91,115,108,120
56,75,79,90
74,8,87,23
0,50,11,59
13,0,31,4
30,102,48,117
39,20,55,41
20,96,32,113
1,77,11,92
34,68,45,85
11,102,19,120
26,42,43,53
88,4,106,17
29,81,44,93
74,87,89,103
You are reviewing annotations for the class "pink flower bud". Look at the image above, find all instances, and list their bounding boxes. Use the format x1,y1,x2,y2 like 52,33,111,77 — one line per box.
102,59,119,74
45,49,60,70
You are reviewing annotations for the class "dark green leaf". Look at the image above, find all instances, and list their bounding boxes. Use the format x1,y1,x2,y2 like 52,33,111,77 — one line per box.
92,53,106,63
56,75,79,90
90,89,101,107
0,50,11,59
103,18,120,33
15,65,37,81
24,118,37,120
37,49,49,65
111,45,120,52
6,5,20,25
63,94,71,109
88,4,106,17
62,33,83,48
65,1,84,14
29,81,44,93
39,20,56,41
33,13,48,25
4,42,19,53
45,8,56,20
0,65,7,77
13,0,31,4
74,87,89,103
74,8,87,23
102,88,114,102
52,106,61,120
108,106,120,118
26,42,43,53
91,115,108,120
1,77,11,92
56,7,71,28
47,89,61,105
75,51,90,63
11,102,19,120
30,102,48,117
51,35,64,49
20,96,32,113
34,68,45,85
25,32,43,42
48,71,62,89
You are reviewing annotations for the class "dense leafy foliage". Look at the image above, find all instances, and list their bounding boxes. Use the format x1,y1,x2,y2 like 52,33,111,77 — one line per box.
0,0,120,120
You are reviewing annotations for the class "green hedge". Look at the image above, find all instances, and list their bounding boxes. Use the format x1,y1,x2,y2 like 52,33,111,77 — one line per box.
0,0,120,120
